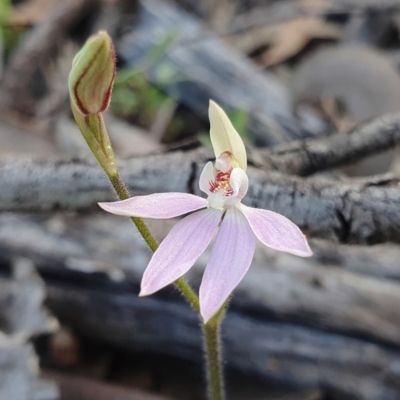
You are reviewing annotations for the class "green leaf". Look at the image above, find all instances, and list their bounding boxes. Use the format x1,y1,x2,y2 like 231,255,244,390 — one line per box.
0,0,11,26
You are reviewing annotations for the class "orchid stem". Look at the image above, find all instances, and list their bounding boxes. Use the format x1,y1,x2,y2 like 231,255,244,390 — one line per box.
107,170,200,311
109,169,224,397
174,278,200,311
203,309,225,400
108,172,158,251
110,167,223,398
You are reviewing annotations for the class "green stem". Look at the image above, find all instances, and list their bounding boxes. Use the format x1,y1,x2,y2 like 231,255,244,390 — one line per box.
110,168,224,398
107,171,200,311
108,172,158,251
75,109,222,394
72,109,200,311
203,309,225,400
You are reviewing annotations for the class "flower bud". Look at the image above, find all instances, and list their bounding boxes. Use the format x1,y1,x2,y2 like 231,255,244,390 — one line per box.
69,31,116,115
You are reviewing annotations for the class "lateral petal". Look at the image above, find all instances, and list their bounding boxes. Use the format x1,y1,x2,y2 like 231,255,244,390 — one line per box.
224,168,248,205
140,209,222,296
99,193,207,219
239,204,313,257
199,162,215,196
200,207,256,322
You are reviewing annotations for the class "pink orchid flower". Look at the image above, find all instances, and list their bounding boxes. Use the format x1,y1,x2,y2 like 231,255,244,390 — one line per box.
99,101,312,322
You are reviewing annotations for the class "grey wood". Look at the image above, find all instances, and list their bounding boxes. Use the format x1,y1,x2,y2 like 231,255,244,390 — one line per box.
44,272,400,400
0,264,59,400
1,151,400,244
2,213,400,355
119,0,300,145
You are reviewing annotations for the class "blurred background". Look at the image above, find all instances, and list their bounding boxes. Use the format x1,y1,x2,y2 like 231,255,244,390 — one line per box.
2,0,400,399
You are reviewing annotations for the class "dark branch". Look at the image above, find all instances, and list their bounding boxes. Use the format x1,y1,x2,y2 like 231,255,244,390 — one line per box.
1,213,400,398
263,113,400,175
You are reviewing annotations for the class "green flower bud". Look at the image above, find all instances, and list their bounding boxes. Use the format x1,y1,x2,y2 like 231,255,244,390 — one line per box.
69,31,116,115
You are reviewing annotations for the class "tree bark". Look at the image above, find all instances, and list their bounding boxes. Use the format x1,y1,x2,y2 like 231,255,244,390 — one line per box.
261,113,400,175
2,213,400,357
42,266,400,400
1,152,400,244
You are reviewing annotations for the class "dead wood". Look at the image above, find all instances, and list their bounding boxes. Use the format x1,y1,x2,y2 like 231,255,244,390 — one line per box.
336,0,400,9
0,262,57,338
219,0,400,51
1,210,400,398
118,0,299,145
1,212,400,350
45,281,400,400
45,371,172,400
0,338,58,400
259,113,400,175
1,150,400,244
0,263,59,400
1,211,399,399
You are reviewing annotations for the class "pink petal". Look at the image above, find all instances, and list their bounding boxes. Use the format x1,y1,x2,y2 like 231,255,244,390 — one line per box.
99,193,207,219
199,206,256,323
140,209,222,296
239,204,313,257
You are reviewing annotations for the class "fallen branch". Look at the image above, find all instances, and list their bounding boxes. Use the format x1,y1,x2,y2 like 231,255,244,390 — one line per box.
1,153,400,244
46,281,400,400
3,213,400,398
1,213,400,348
261,113,400,175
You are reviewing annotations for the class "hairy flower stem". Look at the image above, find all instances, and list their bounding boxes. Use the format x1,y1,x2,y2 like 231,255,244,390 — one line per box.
109,169,224,400
108,168,224,398
108,162,224,399
108,172,158,251
107,171,200,311
203,309,225,400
